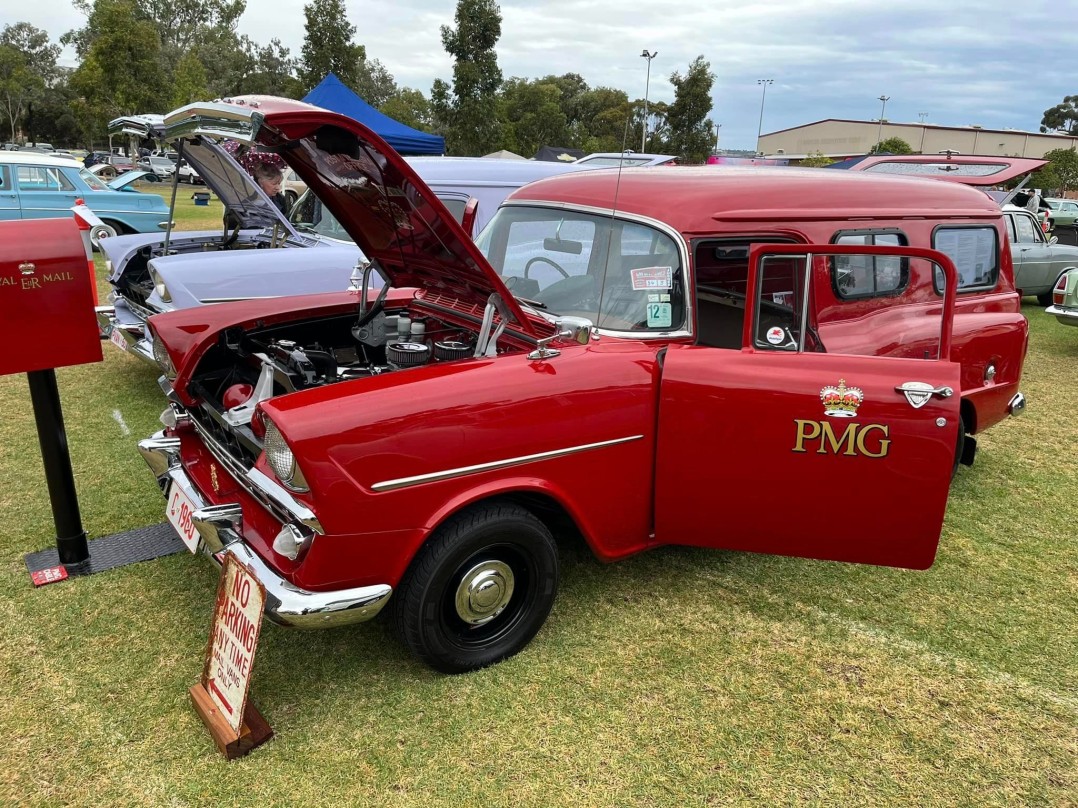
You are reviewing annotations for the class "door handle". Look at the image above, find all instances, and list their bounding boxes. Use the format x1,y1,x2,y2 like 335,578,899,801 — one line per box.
895,382,953,409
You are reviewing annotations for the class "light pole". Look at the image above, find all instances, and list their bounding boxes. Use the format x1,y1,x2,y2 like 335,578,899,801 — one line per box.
875,95,890,151
641,50,657,153
756,79,773,155
714,123,722,154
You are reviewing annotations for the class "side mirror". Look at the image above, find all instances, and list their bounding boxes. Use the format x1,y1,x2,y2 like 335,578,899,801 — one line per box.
555,315,593,345
527,316,593,361
1050,236,1059,246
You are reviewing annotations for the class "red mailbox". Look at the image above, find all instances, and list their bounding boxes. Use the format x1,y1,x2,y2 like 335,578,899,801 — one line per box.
0,218,102,376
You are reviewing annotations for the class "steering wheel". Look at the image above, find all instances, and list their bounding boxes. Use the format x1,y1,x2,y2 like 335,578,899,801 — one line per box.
524,256,569,280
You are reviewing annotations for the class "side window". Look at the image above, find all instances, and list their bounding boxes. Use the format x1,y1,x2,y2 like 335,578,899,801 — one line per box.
753,255,809,351
694,236,797,349
0,166,7,189
830,230,908,299
436,196,468,225
16,165,74,192
933,226,999,293
1011,213,1041,245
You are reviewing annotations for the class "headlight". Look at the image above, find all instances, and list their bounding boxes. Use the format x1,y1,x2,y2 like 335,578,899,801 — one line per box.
150,328,177,379
150,267,171,303
104,259,113,275
263,418,309,492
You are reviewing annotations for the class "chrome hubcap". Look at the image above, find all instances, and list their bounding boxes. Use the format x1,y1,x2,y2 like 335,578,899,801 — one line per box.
454,560,515,626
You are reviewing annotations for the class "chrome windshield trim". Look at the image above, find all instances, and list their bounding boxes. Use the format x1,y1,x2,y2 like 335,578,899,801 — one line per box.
372,435,644,492
491,200,694,340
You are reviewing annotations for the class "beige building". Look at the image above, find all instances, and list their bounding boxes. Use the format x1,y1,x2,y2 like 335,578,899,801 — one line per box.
759,119,1078,160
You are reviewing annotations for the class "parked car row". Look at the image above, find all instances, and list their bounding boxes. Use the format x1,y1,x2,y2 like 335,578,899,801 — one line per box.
0,150,169,245
121,96,1029,676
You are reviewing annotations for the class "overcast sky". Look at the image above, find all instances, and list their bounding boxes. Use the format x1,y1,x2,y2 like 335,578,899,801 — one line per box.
8,0,1078,150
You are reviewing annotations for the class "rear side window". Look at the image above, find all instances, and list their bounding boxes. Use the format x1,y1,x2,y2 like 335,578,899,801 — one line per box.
16,165,75,192
830,230,908,299
932,226,999,293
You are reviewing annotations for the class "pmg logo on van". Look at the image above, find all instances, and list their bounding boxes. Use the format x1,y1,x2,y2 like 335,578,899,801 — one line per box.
792,379,891,458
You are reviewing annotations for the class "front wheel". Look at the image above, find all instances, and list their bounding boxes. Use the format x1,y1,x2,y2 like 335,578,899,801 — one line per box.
393,502,559,673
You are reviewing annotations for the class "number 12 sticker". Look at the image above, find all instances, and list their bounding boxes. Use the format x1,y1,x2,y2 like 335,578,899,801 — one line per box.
646,301,672,328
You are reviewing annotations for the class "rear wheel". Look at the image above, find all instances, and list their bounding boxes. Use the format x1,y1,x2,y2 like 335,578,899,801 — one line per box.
1036,290,1053,307
393,502,559,673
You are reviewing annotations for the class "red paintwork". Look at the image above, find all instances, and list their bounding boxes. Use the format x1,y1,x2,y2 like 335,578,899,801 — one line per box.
0,218,102,375
151,159,1027,595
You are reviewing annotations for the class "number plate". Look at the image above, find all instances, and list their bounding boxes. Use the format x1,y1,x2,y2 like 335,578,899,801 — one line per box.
109,326,128,352
166,483,201,553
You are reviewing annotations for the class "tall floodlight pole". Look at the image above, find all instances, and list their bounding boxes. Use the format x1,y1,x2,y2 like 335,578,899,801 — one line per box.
715,123,722,153
756,79,773,155
876,95,890,151
641,50,657,152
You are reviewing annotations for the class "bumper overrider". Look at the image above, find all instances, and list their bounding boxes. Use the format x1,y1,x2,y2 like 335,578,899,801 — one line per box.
137,429,392,629
95,305,157,365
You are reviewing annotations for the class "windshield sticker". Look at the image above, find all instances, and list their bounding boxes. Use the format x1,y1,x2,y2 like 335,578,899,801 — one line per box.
772,291,793,306
630,266,673,291
765,326,785,345
646,301,672,328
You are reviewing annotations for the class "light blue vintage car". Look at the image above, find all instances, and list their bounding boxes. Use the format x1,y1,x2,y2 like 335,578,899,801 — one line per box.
98,101,595,365
0,150,170,243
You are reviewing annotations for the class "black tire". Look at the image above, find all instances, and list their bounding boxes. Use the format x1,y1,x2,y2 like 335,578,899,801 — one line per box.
393,502,559,674
1036,290,1053,307
284,190,297,208
952,416,966,479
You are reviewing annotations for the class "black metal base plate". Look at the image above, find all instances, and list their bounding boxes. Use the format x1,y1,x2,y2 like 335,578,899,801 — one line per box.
25,522,185,577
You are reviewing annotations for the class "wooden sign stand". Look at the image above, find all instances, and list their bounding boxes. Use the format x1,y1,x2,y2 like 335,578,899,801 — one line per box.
191,553,273,760
189,684,273,760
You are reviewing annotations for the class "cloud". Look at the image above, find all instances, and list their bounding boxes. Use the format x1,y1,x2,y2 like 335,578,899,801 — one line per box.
12,0,1078,149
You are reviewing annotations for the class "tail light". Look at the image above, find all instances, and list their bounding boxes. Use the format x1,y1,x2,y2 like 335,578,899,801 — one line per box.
1053,274,1069,307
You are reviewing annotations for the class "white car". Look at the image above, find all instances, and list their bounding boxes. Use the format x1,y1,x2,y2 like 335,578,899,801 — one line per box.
176,160,202,184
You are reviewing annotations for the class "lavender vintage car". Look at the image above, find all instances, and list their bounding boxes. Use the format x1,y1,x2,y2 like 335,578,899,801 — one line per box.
98,99,593,365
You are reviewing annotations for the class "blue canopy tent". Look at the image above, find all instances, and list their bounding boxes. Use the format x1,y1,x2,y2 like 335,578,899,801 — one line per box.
303,73,445,155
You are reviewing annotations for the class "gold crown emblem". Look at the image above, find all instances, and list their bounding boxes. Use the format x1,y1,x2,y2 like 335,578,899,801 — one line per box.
820,378,863,418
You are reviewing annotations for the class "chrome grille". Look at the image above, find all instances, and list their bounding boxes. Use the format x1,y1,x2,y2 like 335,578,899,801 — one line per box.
189,413,294,528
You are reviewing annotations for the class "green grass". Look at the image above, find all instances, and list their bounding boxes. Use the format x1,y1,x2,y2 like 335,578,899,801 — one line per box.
139,183,226,232
1,294,1076,806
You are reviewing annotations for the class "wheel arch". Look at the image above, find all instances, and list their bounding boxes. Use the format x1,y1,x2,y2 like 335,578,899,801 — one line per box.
418,480,596,560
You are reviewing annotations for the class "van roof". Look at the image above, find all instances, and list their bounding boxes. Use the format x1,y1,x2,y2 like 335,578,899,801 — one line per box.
507,166,1003,235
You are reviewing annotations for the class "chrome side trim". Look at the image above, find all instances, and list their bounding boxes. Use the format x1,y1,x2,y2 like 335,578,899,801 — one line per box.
372,435,645,492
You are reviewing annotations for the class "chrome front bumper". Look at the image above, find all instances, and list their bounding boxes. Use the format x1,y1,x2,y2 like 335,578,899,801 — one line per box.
1046,304,1078,327
137,433,392,629
95,305,157,365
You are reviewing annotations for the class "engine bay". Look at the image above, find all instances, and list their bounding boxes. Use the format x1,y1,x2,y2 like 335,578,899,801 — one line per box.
190,304,509,419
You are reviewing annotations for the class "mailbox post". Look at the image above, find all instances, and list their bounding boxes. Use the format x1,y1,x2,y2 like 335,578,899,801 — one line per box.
1,218,103,572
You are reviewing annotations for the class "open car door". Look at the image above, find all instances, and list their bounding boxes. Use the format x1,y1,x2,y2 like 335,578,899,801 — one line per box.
654,244,962,570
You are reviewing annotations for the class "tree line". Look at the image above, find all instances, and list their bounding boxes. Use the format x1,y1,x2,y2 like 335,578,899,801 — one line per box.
0,0,718,162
